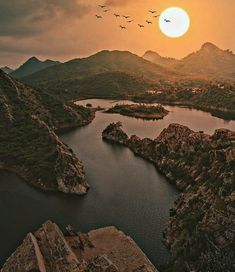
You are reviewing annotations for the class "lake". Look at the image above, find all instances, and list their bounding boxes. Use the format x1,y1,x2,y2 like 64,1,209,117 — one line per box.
0,99,235,267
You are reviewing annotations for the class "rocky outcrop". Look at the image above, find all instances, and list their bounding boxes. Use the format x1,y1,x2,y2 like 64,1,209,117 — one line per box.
1,221,158,272
0,70,92,194
102,122,235,271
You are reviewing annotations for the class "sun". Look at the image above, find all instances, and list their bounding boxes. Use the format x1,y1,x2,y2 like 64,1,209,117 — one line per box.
159,7,190,38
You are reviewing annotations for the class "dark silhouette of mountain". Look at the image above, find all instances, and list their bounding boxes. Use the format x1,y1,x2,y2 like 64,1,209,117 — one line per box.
0,66,14,74
142,51,179,67
10,57,60,78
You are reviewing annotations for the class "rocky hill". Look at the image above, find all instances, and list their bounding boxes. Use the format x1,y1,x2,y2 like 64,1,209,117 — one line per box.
1,220,158,272
102,122,235,271
11,57,60,79
0,70,94,194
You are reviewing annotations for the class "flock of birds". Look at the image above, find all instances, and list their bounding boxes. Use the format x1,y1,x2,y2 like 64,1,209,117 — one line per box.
95,4,171,30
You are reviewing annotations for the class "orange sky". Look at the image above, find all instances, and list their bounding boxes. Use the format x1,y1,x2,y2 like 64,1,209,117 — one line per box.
0,0,234,67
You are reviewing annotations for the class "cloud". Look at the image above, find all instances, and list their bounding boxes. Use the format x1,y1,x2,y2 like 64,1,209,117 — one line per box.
104,0,137,6
0,0,91,38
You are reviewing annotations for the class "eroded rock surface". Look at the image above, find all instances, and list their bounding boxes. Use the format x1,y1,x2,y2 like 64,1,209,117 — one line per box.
102,122,235,271
1,221,158,272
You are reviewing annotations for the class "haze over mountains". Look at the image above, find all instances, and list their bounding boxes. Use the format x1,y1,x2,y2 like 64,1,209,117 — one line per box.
143,42,235,81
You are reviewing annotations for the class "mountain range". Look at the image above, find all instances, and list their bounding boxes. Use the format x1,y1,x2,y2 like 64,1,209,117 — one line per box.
143,42,235,81
10,57,60,78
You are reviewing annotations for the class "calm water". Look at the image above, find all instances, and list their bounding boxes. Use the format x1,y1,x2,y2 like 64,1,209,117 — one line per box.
0,99,235,267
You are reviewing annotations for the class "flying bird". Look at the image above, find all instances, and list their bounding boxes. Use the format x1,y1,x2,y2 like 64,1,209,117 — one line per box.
146,20,152,24
153,15,160,18
114,13,120,17
127,20,134,23
123,15,130,19
95,15,103,19
103,9,109,13
120,25,126,29
149,10,157,14
99,5,106,8
164,19,171,23
138,24,144,28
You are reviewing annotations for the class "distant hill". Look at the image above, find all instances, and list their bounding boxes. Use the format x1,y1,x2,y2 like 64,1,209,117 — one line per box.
143,43,235,81
0,66,14,74
142,51,179,68
10,57,60,78
174,42,235,81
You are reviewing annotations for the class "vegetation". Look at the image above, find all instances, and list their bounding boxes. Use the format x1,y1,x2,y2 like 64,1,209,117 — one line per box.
106,103,169,119
0,71,93,191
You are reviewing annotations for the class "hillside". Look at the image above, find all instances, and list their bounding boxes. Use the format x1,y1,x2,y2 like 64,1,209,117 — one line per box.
22,50,188,99
0,70,94,194
175,43,235,80
143,51,179,68
143,43,235,81
11,57,60,78
0,66,14,74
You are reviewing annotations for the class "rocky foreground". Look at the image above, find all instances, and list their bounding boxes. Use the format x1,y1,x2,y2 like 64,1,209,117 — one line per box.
102,122,235,271
0,70,94,194
1,220,158,272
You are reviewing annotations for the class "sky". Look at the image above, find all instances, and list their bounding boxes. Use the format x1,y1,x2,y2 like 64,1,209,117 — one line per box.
0,0,234,68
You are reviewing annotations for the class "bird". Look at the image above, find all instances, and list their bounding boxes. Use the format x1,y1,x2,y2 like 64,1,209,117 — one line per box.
153,15,160,18
149,10,157,14
123,15,130,19
114,13,120,17
99,5,106,8
146,20,152,24
127,20,134,23
95,15,103,19
120,25,126,29
138,24,144,28
103,9,109,12
164,19,171,22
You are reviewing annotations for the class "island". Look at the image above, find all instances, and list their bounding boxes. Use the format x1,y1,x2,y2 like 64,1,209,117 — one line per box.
105,103,169,120
1,220,158,272
102,122,235,271
0,70,95,194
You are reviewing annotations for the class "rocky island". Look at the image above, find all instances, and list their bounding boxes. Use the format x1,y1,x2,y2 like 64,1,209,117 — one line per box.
1,220,158,272
0,70,94,194
105,104,169,120
102,122,235,271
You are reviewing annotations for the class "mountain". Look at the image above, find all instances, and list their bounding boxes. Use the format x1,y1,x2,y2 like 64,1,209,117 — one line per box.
174,42,235,80
10,57,60,78
22,50,188,99
143,43,235,81
0,70,93,194
142,51,179,67
0,66,14,74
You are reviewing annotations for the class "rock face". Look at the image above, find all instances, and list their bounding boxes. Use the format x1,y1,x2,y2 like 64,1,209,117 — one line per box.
1,221,158,272
102,122,235,271
0,70,92,194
